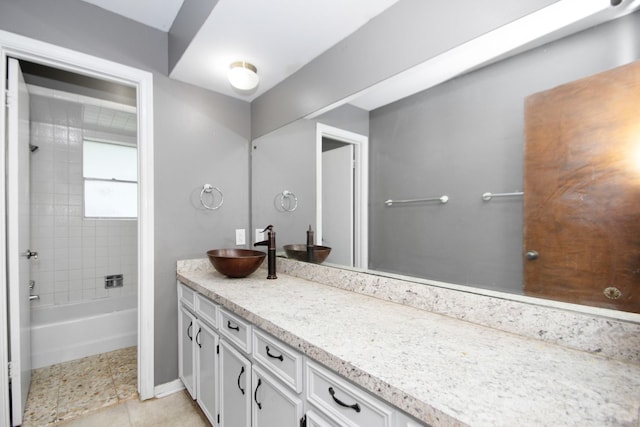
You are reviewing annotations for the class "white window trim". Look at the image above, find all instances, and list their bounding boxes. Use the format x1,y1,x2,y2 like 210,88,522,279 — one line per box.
83,139,139,219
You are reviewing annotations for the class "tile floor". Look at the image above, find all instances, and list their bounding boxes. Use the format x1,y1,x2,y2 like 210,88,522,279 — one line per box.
20,347,208,426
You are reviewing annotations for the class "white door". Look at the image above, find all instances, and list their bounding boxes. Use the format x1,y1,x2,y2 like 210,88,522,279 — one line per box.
251,365,303,427
322,144,354,266
219,339,251,427
7,57,32,426
178,304,197,399
195,321,219,426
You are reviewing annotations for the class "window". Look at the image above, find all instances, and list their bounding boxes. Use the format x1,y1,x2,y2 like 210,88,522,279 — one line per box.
83,140,138,218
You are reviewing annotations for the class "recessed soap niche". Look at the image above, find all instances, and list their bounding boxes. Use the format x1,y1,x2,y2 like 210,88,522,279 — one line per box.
104,274,124,289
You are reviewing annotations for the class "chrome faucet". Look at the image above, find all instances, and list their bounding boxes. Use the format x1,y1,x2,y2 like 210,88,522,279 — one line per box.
253,225,277,279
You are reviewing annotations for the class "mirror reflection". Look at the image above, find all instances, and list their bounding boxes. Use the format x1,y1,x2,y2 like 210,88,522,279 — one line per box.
251,10,640,313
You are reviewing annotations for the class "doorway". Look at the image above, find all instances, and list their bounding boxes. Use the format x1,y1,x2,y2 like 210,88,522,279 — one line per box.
0,31,155,427
315,123,368,268
523,60,640,313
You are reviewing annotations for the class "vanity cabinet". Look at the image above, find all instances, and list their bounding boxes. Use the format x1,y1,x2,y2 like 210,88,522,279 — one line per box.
179,281,425,427
178,285,220,426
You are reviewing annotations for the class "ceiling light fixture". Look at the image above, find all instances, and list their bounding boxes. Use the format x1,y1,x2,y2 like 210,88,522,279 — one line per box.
227,61,259,91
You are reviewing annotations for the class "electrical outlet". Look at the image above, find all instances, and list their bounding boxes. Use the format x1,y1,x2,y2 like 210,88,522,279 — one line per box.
255,228,265,243
235,229,245,245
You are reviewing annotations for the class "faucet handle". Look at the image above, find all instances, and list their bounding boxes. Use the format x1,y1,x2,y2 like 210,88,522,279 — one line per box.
262,224,273,233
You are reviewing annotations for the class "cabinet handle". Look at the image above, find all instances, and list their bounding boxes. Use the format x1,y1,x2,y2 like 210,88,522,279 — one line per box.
195,328,202,348
328,387,361,413
187,321,193,341
227,320,240,331
237,366,245,395
254,378,262,410
265,345,284,362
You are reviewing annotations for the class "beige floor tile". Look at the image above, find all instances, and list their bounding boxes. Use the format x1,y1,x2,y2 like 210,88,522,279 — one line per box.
54,401,131,427
22,347,139,426
126,391,210,427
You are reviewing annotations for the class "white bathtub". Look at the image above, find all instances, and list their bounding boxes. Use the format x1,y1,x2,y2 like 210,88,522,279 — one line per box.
30,296,137,369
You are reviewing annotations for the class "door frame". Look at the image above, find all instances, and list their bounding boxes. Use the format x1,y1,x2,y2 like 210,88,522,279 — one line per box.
315,123,368,268
0,30,155,427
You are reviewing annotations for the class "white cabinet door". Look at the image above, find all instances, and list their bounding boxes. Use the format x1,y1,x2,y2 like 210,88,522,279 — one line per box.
252,365,303,427
178,304,197,399
219,340,251,427
196,321,219,425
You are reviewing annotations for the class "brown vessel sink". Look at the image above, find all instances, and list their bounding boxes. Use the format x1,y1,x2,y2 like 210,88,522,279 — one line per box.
206,249,266,278
283,244,331,264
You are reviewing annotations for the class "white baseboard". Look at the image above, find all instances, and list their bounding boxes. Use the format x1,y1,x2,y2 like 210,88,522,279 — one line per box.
154,379,185,399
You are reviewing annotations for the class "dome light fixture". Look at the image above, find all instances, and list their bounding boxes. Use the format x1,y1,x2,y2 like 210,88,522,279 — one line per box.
227,61,259,91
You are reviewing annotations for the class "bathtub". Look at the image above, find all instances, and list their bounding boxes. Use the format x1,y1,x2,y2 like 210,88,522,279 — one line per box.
30,296,137,369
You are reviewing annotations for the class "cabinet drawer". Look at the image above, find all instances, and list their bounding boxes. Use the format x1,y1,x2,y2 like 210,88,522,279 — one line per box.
178,282,195,310
306,360,393,427
252,329,303,393
306,409,339,427
195,293,218,328
218,308,252,354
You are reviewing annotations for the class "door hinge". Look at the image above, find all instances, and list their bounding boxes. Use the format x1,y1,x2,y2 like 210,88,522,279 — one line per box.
217,413,220,424
8,361,13,379
300,414,307,427
216,344,219,355
5,89,15,108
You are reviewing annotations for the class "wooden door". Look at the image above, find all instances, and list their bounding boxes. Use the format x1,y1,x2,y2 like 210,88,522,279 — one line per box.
523,60,640,313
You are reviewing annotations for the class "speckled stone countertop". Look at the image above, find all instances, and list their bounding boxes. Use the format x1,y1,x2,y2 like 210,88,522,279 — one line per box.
177,259,640,427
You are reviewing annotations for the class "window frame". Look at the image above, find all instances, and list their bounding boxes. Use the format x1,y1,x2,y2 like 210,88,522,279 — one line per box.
82,138,138,219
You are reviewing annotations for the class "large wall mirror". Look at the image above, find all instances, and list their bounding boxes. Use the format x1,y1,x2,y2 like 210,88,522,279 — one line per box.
251,8,640,314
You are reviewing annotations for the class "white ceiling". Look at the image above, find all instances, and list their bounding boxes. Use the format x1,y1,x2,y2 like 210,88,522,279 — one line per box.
81,0,185,31
79,0,640,111
80,0,400,101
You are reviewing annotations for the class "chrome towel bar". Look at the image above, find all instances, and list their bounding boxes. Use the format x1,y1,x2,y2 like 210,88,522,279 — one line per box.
481,191,523,201
384,195,449,206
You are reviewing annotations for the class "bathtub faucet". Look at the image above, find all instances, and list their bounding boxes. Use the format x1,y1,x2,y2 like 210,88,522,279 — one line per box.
254,225,277,279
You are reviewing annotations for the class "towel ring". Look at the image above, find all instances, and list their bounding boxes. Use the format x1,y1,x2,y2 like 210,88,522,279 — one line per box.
200,184,224,210
280,190,298,212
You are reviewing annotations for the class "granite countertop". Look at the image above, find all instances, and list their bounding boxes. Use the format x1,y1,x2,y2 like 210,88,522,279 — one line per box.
177,259,640,427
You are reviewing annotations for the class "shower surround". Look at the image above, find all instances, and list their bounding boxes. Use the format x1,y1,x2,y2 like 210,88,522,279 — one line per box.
28,93,138,366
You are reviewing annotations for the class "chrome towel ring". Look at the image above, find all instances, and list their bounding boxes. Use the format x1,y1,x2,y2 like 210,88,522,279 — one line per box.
280,190,298,212
200,184,224,210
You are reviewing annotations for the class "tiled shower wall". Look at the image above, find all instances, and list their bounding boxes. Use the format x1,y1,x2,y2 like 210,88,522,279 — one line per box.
29,120,138,307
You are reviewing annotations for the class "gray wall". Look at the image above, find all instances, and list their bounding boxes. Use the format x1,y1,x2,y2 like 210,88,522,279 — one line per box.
0,0,251,385
251,104,368,248
251,0,558,139
369,12,640,293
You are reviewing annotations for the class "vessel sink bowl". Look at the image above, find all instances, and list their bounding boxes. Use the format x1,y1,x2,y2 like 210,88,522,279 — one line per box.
207,249,266,278
283,244,332,264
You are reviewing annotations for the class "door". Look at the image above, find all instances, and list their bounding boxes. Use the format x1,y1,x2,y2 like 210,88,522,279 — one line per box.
7,57,32,426
523,60,640,313
219,339,251,427
178,304,197,399
251,365,303,427
195,321,219,425
322,142,354,266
